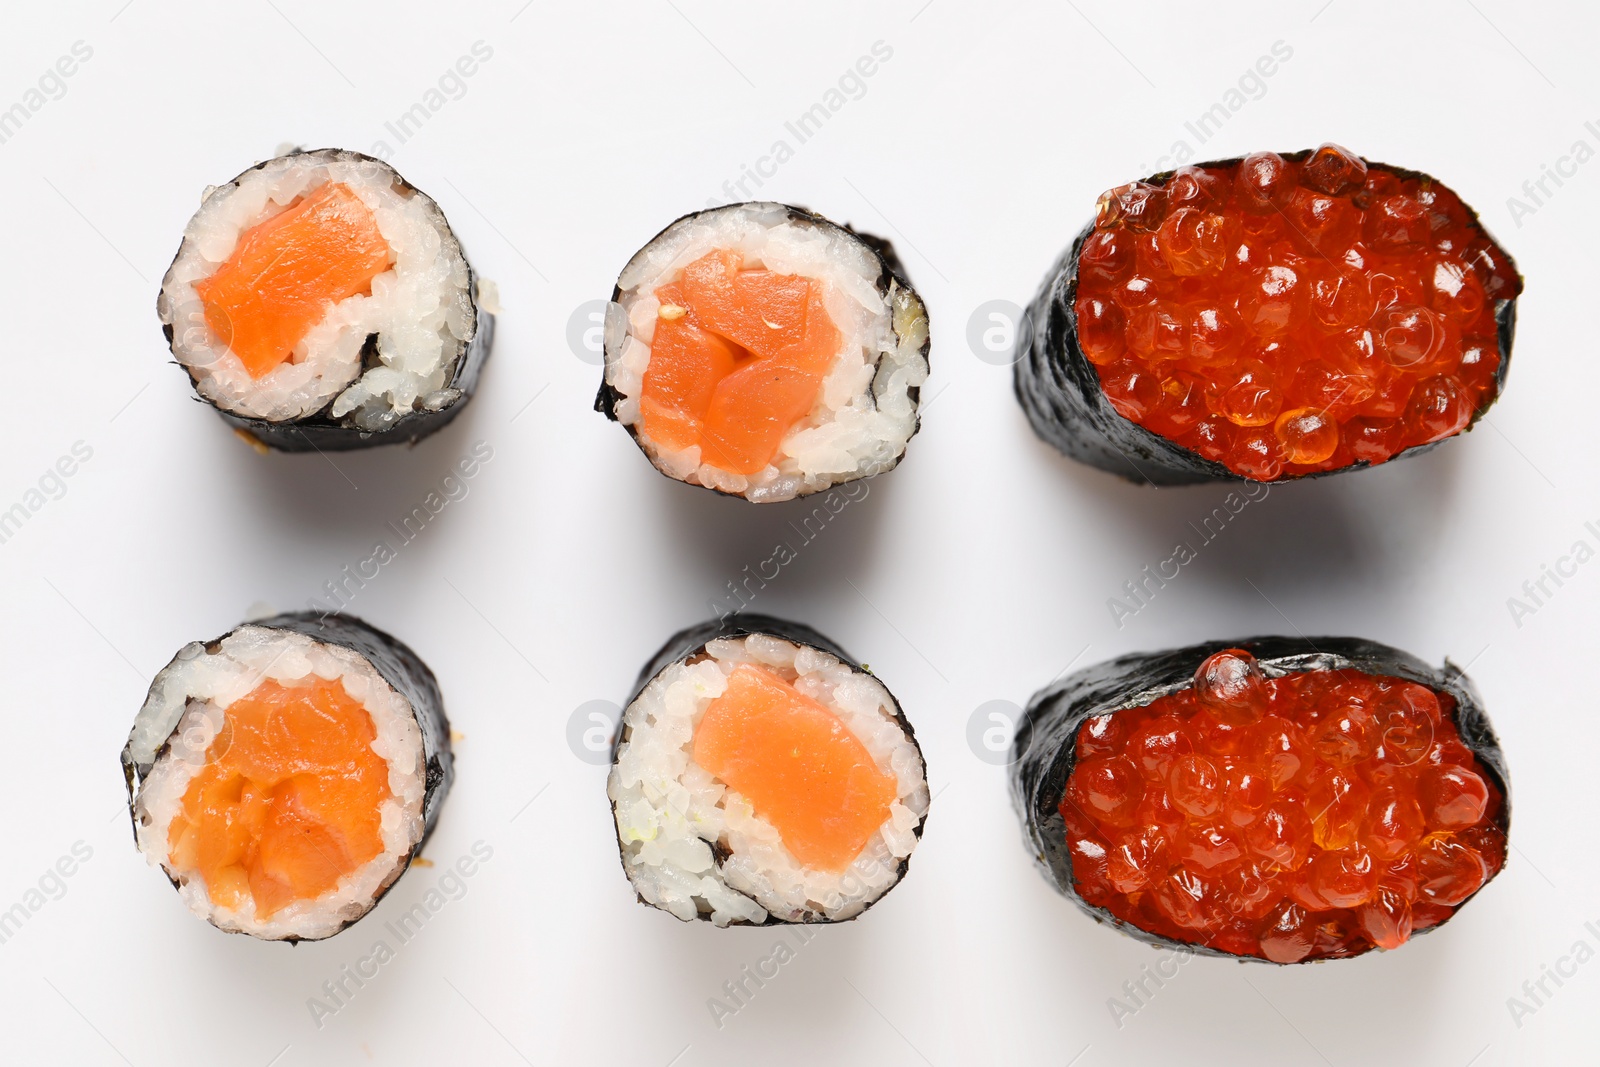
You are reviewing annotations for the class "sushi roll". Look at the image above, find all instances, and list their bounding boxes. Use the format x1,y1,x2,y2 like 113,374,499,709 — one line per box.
595,202,930,502
1011,637,1508,962
122,612,453,941
1015,145,1521,484
607,614,929,925
158,149,494,452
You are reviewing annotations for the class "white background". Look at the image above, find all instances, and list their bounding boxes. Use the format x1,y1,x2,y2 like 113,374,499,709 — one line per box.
0,1,1595,1064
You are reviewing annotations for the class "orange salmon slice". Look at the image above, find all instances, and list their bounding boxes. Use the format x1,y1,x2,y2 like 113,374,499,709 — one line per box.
636,250,841,475
194,182,391,379
637,283,744,453
692,664,897,872
167,677,393,919
681,250,815,360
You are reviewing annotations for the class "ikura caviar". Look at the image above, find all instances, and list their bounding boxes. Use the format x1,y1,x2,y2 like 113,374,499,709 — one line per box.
1015,145,1521,485
1066,651,1504,961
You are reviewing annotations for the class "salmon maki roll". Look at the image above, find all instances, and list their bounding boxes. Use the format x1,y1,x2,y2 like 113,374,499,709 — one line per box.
158,149,493,451
608,615,929,924
122,613,453,941
597,203,930,502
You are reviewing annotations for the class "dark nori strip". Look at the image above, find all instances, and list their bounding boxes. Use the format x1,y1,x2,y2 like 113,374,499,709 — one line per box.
1014,152,1520,485
161,149,494,453
1009,635,1510,962
611,612,927,925
121,611,454,941
594,203,929,499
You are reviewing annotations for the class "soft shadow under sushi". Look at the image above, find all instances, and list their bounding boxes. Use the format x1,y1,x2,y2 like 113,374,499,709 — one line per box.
212,386,497,549
1017,407,1470,597
646,465,895,614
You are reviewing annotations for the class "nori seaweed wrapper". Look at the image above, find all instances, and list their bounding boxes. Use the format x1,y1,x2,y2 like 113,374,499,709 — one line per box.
595,203,930,499
1014,152,1519,485
122,611,454,940
1009,635,1509,961
611,612,927,924
160,149,495,453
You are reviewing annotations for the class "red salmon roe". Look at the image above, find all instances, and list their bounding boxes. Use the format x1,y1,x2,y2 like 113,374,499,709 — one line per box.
1061,649,1505,961
1076,145,1520,479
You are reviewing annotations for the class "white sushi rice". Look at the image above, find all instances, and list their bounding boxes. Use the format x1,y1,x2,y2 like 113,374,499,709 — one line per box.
128,626,426,941
604,202,930,503
157,150,477,431
608,633,929,925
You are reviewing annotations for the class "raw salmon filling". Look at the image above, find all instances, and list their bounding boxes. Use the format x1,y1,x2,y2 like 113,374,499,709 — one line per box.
193,182,392,380
641,252,842,475
694,665,897,872
609,632,928,925
168,679,392,920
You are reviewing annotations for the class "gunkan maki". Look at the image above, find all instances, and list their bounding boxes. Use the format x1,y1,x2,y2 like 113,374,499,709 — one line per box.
596,202,930,502
1015,145,1521,484
607,614,929,925
1011,637,1508,962
122,612,453,941
158,149,494,452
